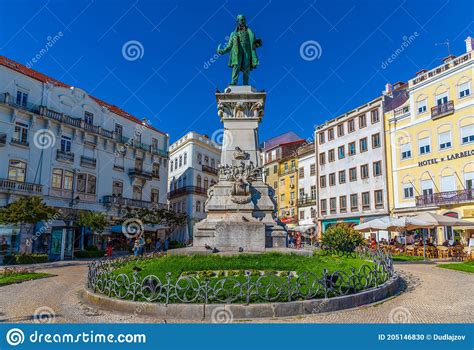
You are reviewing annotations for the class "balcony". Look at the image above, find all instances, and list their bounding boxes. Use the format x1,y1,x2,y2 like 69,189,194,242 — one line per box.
0,133,6,146
298,196,316,206
0,179,42,194
151,147,168,157
394,106,409,117
1,93,40,114
56,150,74,162
103,195,167,210
10,137,29,147
168,186,207,199
128,168,153,180
416,189,474,207
80,156,97,168
431,101,454,120
202,165,218,175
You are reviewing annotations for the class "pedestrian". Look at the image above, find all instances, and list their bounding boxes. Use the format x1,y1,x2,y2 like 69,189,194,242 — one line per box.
155,239,162,252
295,231,302,249
105,237,113,258
164,236,170,251
133,239,140,257
139,235,145,255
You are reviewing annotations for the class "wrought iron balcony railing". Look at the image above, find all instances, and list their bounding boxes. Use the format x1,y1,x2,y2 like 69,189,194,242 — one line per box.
56,149,74,162
416,189,474,207
202,165,218,175
168,186,207,199
10,137,29,147
103,195,167,209
0,178,43,194
298,196,317,206
80,156,97,167
431,101,454,119
128,168,153,179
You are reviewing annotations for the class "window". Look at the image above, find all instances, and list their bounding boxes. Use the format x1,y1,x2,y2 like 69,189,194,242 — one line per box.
320,199,327,215
61,136,72,153
52,169,63,189
84,111,94,125
290,175,295,186
290,191,295,201
319,132,325,144
337,124,344,137
441,175,456,192
8,160,27,182
350,194,358,211
459,82,471,98
371,133,381,148
417,100,427,114
273,165,278,174
465,171,474,190
299,167,304,178
16,90,28,106
265,168,270,177
339,196,347,212
421,179,433,198
299,188,305,198
151,189,159,203
328,149,335,162
196,200,201,212
115,124,123,136
170,160,174,172
299,210,305,220
280,193,285,202
13,122,28,144
290,160,296,170
311,208,316,219
196,175,202,188
403,183,414,199
371,109,380,123
348,119,355,133
373,161,382,176
401,144,412,159
152,163,160,178
439,131,452,150
338,170,346,184
338,145,345,159
436,92,448,106
284,162,289,172
273,181,277,189
328,128,334,140
112,181,123,197
64,170,74,191
135,158,143,171
179,155,183,167
319,152,326,165
348,142,356,156
361,164,369,179
359,114,367,128
311,185,317,199
362,192,370,210
132,185,142,200
419,137,431,155
329,197,337,214
204,177,209,190
174,158,178,169
359,137,368,152
310,163,316,176
374,190,383,208
86,175,96,194
320,175,327,188
77,174,86,193
197,153,202,165
329,173,336,186
151,137,158,152
184,153,188,165
280,178,285,187
349,167,357,181
461,124,474,144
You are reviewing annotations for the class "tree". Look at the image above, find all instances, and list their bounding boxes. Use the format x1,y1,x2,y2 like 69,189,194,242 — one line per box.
77,211,108,235
322,223,365,253
0,197,58,252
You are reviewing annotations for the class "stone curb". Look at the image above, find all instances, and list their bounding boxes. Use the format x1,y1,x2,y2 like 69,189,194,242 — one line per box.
81,275,400,320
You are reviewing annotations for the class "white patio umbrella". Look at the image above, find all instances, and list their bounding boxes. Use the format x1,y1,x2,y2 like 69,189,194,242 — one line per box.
354,218,390,232
412,212,474,227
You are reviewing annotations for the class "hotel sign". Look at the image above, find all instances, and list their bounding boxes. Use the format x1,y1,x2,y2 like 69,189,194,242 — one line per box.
418,149,474,167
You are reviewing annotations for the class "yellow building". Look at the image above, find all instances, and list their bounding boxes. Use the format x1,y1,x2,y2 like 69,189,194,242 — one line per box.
384,36,474,244
278,156,299,227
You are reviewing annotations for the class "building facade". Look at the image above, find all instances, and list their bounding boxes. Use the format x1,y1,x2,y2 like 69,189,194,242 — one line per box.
384,37,474,244
167,131,221,242
296,142,317,234
0,55,169,260
278,155,299,227
316,96,388,232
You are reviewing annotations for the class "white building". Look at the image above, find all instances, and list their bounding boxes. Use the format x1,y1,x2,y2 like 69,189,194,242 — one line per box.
167,131,221,242
0,55,169,260
315,96,389,233
296,142,317,234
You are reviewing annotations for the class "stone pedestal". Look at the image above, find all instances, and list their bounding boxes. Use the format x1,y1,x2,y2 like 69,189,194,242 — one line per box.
192,85,287,252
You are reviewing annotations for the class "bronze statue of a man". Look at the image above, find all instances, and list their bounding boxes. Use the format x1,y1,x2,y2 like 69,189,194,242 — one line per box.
217,14,262,86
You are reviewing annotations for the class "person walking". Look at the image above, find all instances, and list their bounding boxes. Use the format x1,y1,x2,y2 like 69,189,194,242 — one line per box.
139,235,146,256
133,239,140,257
105,237,113,258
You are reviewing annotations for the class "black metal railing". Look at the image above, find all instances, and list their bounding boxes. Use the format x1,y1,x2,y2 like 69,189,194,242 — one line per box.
168,186,207,199
298,196,317,206
416,189,474,206
56,149,74,162
431,101,454,119
103,195,167,209
128,168,153,179
0,133,6,146
10,137,29,147
80,156,97,167
202,165,218,175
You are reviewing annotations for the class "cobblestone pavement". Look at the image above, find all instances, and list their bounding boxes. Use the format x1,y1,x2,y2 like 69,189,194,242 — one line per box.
0,260,472,323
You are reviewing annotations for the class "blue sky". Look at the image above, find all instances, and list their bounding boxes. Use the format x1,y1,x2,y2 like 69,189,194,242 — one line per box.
0,0,472,143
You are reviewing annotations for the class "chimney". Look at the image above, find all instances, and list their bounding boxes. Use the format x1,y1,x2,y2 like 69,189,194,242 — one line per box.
465,36,474,53
384,83,392,94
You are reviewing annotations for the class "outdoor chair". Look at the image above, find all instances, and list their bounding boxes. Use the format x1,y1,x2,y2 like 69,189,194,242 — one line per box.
437,246,449,260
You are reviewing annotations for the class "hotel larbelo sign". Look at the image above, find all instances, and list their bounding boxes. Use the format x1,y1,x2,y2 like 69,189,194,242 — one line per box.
418,149,474,167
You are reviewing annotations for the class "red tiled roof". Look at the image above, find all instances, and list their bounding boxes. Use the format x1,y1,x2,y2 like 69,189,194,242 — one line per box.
0,55,166,135
262,131,304,151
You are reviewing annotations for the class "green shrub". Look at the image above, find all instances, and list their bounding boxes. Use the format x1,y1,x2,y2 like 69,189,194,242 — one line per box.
74,250,105,258
84,245,99,252
3,254,49,265
322,223,364,253
168,240,186,249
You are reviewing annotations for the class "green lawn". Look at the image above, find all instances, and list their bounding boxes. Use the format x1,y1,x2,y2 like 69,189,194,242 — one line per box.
114,252,373,281
0,272,53,286
438,261,474,273
392,254,425,262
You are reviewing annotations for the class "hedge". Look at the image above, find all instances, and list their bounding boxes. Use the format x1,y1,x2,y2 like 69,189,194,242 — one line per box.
3,254,49,265
74,250,106,258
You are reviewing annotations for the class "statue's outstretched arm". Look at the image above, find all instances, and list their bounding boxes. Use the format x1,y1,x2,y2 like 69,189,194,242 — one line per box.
217,33,233,55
